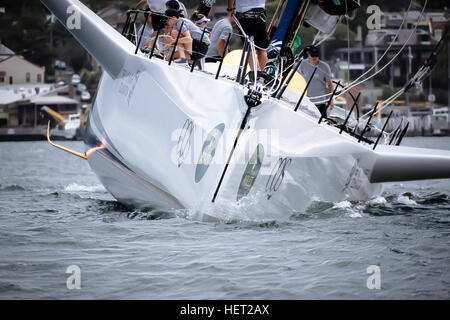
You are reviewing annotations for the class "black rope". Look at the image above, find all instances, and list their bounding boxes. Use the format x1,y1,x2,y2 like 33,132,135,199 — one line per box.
294,66,317,112
358,102,378,143
236,37,248,83
168,20,184,65
319,80,341,124
373,110,393,150
191,26,208,73
340,92,361,134
215,33,231,80
149,28,161,59
135,12,149,54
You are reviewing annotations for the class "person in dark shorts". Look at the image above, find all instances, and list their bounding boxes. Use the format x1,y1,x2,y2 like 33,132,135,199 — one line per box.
227,0,269,70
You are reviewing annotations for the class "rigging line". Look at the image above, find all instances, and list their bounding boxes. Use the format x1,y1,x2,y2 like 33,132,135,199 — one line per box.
312,0,427,104
290,0,311,49
267,0,285,35
342,0,418,86
308,0,420,101
313,16,343,46
361,88,406,120
250,40,258,90
267,58,284,95
346,0,414,85
346,0,350,83
312,30,322,46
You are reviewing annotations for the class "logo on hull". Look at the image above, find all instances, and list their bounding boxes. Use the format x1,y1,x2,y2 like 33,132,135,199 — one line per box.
195,123,225,183
237,144,265,201
266,157,291,200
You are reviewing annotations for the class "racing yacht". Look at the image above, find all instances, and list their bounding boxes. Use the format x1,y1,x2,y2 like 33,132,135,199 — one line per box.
41,0,450,218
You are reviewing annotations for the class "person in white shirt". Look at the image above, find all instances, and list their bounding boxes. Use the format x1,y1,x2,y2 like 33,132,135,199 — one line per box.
165,9,211,65
227,0,269,70
205,16,234,63
134,0,188,30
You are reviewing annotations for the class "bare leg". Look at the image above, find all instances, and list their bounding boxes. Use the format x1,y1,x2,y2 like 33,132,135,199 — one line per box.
257,49,267,70
178,37,192,61
247,49,267,71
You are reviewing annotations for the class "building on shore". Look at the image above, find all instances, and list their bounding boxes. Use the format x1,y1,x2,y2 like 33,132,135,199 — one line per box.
0,42,84,140
0,83,80,140
0,43,45,85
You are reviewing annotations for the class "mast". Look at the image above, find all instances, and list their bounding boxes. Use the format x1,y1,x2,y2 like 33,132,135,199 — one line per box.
269,0,361,54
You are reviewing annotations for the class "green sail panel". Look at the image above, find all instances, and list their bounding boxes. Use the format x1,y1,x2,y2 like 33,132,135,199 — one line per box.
236,144,265,201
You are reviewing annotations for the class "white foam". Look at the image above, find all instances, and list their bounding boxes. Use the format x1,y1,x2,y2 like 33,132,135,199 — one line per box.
368,196,387,205
333,200,352,209
64,183,106,193
349,212,362,218
396,195,417,206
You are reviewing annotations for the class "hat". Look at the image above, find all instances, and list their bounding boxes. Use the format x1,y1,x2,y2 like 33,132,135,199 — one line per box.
195,16,210,25
308,45,319,57
165,8,181,18
166,1,180,11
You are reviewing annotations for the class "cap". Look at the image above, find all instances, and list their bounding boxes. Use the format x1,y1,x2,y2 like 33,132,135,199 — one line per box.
165,8,180,18
308,45,319,57
166,1,180,11
195,16,210,25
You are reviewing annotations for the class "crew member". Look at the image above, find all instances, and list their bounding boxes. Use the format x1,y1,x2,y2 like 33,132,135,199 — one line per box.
165,9,211,66
134,1,188,31
299,45,334,117
227,0,269,70
205,15,234,63
191,11,210,29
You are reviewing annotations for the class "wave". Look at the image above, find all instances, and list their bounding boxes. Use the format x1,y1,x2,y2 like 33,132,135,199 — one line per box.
0,184,25,191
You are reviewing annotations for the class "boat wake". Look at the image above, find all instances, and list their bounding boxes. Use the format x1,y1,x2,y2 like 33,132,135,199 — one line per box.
90,190,449,225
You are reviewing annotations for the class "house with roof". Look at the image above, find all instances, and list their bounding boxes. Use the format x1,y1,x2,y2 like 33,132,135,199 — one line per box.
97,5,127,31
0,43,45,85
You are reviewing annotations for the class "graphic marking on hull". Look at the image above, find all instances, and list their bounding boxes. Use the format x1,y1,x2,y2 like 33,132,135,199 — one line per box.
176,119,194,167
237,144,265,201
195,123,225,183
266,157,292,200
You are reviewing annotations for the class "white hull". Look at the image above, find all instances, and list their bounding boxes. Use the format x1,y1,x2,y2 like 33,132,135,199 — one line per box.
84,56,384,215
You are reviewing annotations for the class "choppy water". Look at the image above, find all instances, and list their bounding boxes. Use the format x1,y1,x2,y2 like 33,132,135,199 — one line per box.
0,138,449,299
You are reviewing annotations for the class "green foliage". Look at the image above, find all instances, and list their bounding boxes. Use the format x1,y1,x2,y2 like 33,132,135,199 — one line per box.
80,69,103,92
0,0,55,73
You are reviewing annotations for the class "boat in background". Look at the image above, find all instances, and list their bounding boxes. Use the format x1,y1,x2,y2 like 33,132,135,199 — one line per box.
432,107,450,136
41,106,81,140
40,0,450,220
